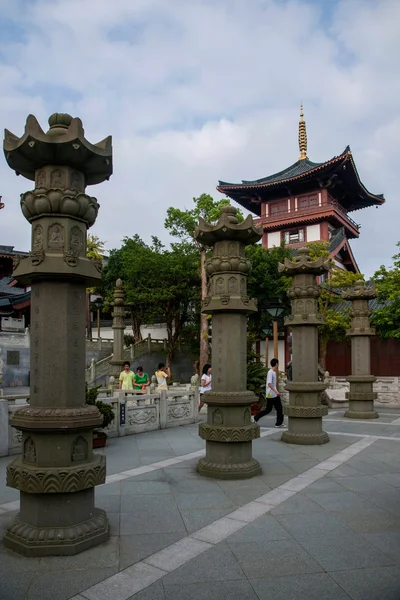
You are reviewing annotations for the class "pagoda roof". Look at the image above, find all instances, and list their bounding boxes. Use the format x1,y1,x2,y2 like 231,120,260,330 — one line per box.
217,146,384,216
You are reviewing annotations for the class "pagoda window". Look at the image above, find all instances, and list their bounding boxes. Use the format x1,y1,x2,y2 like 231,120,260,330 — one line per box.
270,201,287,216
298,195,317,210
284,228,304,244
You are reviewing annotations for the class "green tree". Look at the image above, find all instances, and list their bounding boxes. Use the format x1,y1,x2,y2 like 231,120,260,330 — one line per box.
306,242,363,368
165,193,243,370
372,242,400,338
102,236,200,367
246,243,292,338
86,234,106,339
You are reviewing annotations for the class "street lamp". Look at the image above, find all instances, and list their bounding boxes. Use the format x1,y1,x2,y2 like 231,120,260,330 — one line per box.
93,297,102,340
265,300,284,363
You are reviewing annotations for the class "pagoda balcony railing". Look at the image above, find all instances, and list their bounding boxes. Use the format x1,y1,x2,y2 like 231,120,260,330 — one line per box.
255,199,360,232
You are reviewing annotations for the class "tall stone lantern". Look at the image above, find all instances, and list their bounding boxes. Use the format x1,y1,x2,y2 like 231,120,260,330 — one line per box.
343,280,378,419
195,206,262,479
3,113,112,556
279,248,330,445
109,279,126,381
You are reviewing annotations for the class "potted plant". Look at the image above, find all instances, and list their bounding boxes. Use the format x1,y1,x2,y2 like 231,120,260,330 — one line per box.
85,383,115,448
247,353,267,415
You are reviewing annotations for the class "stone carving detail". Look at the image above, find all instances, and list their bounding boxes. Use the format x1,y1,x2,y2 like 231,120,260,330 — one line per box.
12,254,21,270
168,404,190,419
48,223,64,250
51,169,64,187
30,249,45,266
70,226,84,255
199,423,259,442
20,188,100,226
285,406,328,418
23,437,36,463
221,295,230,305
36,170,46,188
244,408,251,425
197,456,262,476
71,171,83,189
127,409,157,425
12,429,22,446
64,250,79,267
32,224,43,251
216,277,224,294
72,436,88,462
212,408,224,425
7,456,106,493
228,276,238,293
5,509,107,547
240,278,246,295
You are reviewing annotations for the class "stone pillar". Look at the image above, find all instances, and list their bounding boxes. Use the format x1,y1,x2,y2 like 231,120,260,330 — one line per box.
109,279,125,380
279,248,330,445
3,113,112,556
195,206,262,479
343,280,378,419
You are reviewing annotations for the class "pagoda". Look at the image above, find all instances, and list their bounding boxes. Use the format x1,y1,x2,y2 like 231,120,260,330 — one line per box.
217,107,384,272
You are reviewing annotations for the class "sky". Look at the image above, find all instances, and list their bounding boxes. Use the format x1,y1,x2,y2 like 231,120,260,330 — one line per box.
0,0,399,277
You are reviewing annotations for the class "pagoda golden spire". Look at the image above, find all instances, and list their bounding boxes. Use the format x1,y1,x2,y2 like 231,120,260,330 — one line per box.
298,103,308,160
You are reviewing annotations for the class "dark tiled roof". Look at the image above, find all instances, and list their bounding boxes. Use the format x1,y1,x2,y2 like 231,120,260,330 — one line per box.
328,228,346,253
222,158,323,187
0,277,25,296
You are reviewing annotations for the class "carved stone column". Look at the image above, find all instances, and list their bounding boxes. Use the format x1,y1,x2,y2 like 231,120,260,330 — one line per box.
109,279,126,380
3,113,112,556
343,280,378,419
279,248,330,445
195,206,262,479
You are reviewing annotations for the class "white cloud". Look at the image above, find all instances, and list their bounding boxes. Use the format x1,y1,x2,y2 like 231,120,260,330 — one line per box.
0,0,399,275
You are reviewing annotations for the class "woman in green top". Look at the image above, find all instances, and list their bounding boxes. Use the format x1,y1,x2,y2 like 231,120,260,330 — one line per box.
134,366,150,390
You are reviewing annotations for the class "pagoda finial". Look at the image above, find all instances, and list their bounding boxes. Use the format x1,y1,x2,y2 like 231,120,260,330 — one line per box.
298,103,308,160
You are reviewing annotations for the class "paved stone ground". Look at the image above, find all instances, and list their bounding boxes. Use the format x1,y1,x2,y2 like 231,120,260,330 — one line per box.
1,408,400,599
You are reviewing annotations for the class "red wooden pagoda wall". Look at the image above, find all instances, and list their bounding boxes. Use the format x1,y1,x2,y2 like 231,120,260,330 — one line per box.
326,339,400,377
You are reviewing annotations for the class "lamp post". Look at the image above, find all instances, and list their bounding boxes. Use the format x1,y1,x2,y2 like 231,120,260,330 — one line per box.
262,326,272,368
93,297,102,339
265,301,284,361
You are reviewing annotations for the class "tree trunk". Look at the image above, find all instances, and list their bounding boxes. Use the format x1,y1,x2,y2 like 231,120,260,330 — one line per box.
130,309,142,343
319,336,328,371
199,247,209,369
86,290,92,340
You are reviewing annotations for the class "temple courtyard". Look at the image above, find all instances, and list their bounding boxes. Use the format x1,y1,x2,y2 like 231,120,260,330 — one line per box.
1,409,400,600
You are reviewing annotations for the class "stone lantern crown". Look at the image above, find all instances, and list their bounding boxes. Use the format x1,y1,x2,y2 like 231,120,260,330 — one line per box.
4,113,112,185
342,279,377,301
195,206,262,246
279,247,331,276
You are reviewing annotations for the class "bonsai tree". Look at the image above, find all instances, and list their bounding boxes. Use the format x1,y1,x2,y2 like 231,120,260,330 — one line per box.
85,383,115,430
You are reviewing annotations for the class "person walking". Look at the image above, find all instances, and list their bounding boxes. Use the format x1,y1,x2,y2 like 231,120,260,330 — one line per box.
253,358,284,427
119,361,135,390
199,363,212,412
155,363,170,390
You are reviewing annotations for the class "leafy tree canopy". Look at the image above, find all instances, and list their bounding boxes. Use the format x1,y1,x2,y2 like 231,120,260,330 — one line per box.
372,242,400,338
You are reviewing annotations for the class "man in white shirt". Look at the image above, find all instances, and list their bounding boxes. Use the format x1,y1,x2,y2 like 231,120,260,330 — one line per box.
253,358,284,427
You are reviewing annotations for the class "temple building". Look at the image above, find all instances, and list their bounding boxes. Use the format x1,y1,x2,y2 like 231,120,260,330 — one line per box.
0,246,30,330
217,107,384,273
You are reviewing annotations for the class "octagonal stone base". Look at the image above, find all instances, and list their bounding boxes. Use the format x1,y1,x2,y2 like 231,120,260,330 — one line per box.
344,409,379,419
281,428,329,445
197,453,261,480
3,488,108,557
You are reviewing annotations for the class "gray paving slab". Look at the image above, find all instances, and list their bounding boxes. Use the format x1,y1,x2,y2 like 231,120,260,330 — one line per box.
128,582,166,599
0,569,35,600
230,538,323,579
275,512,395,571
270,493,325,515
161,542,246,585
120,509,187,535
163,579,259,599
173,491,234,510
119,533,184,570
179,507,233,533
121,493,178,513
121,481,172,495
226,514,291,544
36,535,119,571
307,490,378,511
330,565,400,600
301,477,346,493
363,531,400,562
250,572,351,600
336,508,400,534
26,567,119,600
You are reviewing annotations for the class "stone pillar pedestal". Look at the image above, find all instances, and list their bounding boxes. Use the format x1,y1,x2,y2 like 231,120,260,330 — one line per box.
195,206,262,479
3,113,112,556
343,281,378,419
109,279,126,381
279,248,330,445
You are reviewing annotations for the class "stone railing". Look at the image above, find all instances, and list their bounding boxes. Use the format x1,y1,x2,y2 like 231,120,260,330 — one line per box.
0,387,199,456
323,376,400,408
